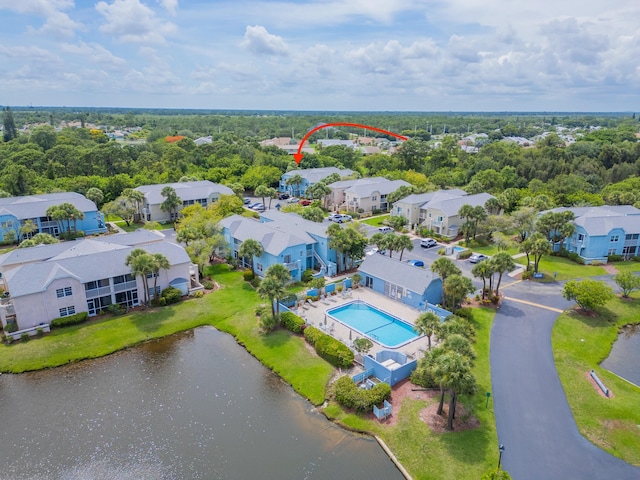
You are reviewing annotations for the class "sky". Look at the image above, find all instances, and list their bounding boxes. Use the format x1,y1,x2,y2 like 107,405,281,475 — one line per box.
0,0,639,112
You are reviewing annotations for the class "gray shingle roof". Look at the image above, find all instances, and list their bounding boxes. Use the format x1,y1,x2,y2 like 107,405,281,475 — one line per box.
284,167,353,184
2,233,191,298
345,179,409,197
426,192,494,216
574,215,640,236
0,192,98,220
258,210,329,239
396,189,468,206
135,181,233,205
358,254,436,294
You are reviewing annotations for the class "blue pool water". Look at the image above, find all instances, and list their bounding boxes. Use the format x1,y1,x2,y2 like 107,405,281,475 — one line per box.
326,301,419,348
453,246,466,252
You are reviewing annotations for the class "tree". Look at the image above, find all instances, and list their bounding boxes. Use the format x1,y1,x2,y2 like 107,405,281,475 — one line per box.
103,196,137,226
85,187,105,208
562,279,614,312
122,188,145,220
160,186,182,221
30,125,57,151
238,239,263,276
414,311,442,350
151,253,171,299
19,219,37,241
254,184,272,209
306,182,331,207
614,272,640,298
285,174,304,196
443,274,475,310
387,215,407,231
393,234,414,261
209,194,244,218
472,261,494,299
264,263,291,286
489,252,516,297
536,211,575,249
125,249,155,306
352,338,373,356
431,257,461,304
2,164,34,196
257,276,286,320
300,206,325,223
327,223,367,272
432,351,477,430
458,204,475,243
529,234,551,274
2,107,18,142
18,233,58,248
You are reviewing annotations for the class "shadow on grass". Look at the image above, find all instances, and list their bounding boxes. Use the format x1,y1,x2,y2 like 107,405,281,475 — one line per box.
132,305,180,333
436,401,494,466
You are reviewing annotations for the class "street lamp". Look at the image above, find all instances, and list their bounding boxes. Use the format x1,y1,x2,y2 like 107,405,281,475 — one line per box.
497,444,505,470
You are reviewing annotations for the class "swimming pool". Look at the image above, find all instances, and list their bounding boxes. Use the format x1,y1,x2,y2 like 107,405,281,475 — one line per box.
326,301,419,348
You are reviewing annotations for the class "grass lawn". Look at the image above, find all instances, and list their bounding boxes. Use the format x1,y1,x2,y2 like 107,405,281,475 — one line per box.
469,245,519,256
515,255,608,281
552,293,640,465
610,261,640,274
324,308,499,479
0,265,333,405
359,214,390,227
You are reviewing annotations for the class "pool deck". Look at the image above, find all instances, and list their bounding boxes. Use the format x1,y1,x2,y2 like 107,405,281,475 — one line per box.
291,288,431,359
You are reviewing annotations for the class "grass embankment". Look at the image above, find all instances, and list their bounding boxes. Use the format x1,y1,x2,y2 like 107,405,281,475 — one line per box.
359,214,390,227
0,265,333,405
515,255,608,280
325,308,499,480
610,261,640,274
552,293,640,466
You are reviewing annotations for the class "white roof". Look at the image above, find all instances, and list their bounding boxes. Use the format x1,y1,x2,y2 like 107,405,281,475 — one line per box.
283,167,353,184
0,192,98,220
358,254,436,293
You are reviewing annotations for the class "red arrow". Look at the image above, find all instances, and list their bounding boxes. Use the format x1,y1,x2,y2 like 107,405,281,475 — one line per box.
293,122,408,164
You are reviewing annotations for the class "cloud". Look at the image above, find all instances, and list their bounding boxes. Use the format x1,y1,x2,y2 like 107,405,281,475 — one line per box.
240,25,289,56
157,0,178,15
96,0,177,44
0,0,81,39
60,42,127,70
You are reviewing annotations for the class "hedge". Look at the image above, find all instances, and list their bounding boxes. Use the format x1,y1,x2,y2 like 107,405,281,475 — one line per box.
304,326,354,368
51,311,89,328
161,286,182,305
334,375,392,412
280,311,306,334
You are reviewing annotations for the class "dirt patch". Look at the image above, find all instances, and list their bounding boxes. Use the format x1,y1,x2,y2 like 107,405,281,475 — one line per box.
602,263,619,274
364,378,480,432
585,371,615,398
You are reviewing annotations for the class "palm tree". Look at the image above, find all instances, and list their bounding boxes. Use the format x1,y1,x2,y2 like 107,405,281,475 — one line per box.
160,186,182,221
431,257,461,304
125,248,155,305
433,351,476,430
489,252,516,297
443,274,474,310
151,253,171,299
19,219,37,241
472,261,493,299
414,311,441,350
123,188,145,220
264,263,291,285
45,205,67,235
285,174,304,197
394,234,414,261
238,239,263,275
254,184,271,209
257,276,286,319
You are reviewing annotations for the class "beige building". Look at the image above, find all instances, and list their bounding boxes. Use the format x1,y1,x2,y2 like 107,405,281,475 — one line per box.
0,230,201,331
328,177,409,213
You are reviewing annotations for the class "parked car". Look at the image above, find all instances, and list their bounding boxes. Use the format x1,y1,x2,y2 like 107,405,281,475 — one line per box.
277,193,290,200
251,203,265,211
287,197,299,203
420,238,437,248
247,202,262,209
329,214,352,223
406,259,425,267
365,247,379,256
243,197,251,205
469,253,489,263
299,199,312,206
340,214,352,222
378,226,394,234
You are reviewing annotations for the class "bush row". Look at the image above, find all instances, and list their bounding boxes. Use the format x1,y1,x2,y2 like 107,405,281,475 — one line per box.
280,311,306,334
303,326,354,368
51,311,89,328
333,375,391,412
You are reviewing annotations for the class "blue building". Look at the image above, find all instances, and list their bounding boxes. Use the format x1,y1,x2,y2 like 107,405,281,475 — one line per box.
357,254,443,309
0,192,106,243
553,206,640,263
279,167,354,198
220,210,340,281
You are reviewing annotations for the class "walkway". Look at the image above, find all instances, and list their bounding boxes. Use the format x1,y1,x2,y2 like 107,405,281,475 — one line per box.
491,280,640,479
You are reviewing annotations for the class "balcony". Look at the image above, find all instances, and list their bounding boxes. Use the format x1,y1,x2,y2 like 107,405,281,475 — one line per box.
284,262,299,271
113,281,137,293
85,286,112,298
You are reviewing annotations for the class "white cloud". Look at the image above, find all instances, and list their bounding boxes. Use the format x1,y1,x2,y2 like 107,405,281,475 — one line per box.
240,25,289,56
157,0,178,15
96,0,177,44
0,0,81,39
60,42,127,69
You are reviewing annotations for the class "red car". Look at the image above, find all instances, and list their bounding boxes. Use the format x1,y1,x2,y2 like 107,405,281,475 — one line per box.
299,199,312,206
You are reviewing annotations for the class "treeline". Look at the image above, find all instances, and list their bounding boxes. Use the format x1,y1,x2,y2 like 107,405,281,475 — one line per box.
0,111,639,212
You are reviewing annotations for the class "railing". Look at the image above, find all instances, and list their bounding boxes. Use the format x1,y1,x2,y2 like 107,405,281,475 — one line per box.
284,262,298,270
113,281,137,293
352,368,375,384
85,286,112,298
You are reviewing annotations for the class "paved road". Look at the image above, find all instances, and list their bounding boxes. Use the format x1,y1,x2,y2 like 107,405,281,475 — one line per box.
491,280,640,479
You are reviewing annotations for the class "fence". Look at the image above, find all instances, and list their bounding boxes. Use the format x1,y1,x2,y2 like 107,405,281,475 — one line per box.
373,400,392,421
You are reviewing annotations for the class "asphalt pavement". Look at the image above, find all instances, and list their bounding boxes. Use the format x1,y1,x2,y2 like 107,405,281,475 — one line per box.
491,280,640,480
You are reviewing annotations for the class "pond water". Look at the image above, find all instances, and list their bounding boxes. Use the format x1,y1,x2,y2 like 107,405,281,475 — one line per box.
601,324,640,387
0,327,403,480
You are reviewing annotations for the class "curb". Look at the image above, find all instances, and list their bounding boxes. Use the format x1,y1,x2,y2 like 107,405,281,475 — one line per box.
375,435,413,480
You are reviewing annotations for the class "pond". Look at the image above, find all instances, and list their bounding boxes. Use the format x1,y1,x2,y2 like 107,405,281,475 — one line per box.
0,327,403,480
601,324,640,387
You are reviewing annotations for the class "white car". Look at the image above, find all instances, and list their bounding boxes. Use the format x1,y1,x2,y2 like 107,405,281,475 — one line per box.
420,238,437,248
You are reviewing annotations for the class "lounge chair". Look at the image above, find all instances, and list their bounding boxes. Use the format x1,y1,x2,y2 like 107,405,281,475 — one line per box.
327,294,337,303
301,301,309,310
306,298,317,308
320,295,330,305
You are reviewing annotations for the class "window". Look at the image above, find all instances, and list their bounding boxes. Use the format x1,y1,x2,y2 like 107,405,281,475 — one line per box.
577,234,584,242
56,287,73,298
148,286,161,298
284,254,291,263
608,248,617,256
59,306,76,317
146,271,159,279
610,235,619,242
256,263,263,272
113,274,134,285
437,216,443,222
372,196,377,202
85,279,109,291
625,234,639,240
87,296,111,315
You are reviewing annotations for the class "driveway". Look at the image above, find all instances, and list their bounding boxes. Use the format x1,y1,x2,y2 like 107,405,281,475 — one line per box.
491,280,640,479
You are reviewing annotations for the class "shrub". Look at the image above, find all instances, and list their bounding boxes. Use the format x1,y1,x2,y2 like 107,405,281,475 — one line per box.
161,286,182,305
633,256,640,262
259,313,279,333
5,335,13,344
51,312,89,328
202,279,214,290
458,250,472,259
455,307,474,321
255,304,268,316
36,327,44,336
437,248,446,256
315,335,354,368
151,297,167,307
250,277,261,288
301,268,314,283
242,270,255,281
280,311,306,334
607,254,622,262
521,270,533,280
21,332,30,342
192,290,204,298
567,252,579,261
107,304,125,316
590,260,605,266
303,326,323,346
410,365,438,388
333,375,392,412
4,322,18,333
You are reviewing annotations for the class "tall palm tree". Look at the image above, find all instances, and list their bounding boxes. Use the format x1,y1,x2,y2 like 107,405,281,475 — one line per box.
489,252,516,297
285,174,304,197
471,261,493,299
254,184,271,209
257,276,286,319
433,351,476,430
394,234,414,261
414,311,441,350
160,186,182,221
431,257,461,304
264,263,291,285
443,274,474,310
151,253,171,299
125,249,155,305
238,239,263,275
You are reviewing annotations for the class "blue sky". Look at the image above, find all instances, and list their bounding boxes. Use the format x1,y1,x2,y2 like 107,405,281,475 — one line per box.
0,0,639,112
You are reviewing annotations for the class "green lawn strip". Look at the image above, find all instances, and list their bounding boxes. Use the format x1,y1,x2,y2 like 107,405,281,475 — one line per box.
611,261,640,274
359,214,390,227
469,245,519,256
515,255,608,280
0,265,333,405
552,294,640,465
324,307,499,479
